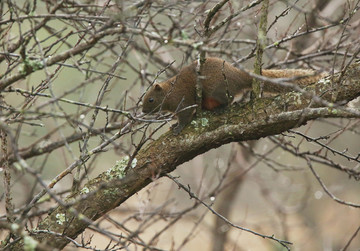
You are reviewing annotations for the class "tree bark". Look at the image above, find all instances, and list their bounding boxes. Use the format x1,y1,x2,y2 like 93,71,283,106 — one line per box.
11,62,360,250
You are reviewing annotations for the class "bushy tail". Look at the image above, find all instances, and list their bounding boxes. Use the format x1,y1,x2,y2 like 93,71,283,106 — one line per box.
261,69,327,92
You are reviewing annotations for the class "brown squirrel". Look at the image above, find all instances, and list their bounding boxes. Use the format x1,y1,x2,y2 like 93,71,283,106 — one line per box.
142,57,326,134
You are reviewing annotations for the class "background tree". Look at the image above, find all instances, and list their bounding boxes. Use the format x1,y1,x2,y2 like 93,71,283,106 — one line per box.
0,0,359,250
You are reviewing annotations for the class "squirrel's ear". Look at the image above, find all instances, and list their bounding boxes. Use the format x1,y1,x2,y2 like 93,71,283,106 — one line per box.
154,84,162,91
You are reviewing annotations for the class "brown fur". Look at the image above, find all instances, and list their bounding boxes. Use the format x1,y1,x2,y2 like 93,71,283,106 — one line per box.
142,57,325,134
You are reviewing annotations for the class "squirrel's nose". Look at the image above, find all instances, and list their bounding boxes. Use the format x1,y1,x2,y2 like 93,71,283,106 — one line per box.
142,105,149,113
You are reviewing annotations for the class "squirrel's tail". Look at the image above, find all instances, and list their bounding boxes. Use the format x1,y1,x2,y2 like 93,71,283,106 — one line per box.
261,69,327,92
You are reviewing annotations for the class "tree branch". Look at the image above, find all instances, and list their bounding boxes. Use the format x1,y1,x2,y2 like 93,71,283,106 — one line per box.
10,62,360,250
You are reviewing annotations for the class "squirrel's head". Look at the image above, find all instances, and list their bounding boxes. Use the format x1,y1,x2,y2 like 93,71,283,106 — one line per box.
142,83,165,114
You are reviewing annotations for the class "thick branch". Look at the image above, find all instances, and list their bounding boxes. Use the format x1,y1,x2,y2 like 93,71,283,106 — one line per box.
11,62,360,250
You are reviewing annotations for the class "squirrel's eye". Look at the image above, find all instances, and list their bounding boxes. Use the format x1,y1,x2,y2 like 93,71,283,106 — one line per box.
149,98,154,103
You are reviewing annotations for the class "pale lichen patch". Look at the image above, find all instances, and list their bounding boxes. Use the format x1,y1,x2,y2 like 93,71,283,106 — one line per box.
11,223,19,232
55,213,66,225
317,77,332,92
80,186,90,194
318,77,331,85
286,92,303,106
191,117,209,131
130,158,137,168
24,236,38,251
105,156,137,180
329,108,338,114
200,118,209,127
18,58,44,75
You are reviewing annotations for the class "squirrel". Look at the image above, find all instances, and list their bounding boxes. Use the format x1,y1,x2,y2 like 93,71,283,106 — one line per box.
142,57,326,134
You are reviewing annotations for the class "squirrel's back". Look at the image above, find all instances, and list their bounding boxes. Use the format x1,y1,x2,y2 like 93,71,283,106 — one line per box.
142,57,252,113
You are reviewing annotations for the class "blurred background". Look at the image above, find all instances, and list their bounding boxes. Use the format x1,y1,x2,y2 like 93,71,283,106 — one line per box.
0,0,359,250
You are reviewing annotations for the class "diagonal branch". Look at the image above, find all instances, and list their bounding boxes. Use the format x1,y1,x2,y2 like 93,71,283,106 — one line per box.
10,62,360,250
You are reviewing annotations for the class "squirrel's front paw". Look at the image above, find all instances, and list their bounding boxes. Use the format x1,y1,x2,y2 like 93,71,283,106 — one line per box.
171,123,184,135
